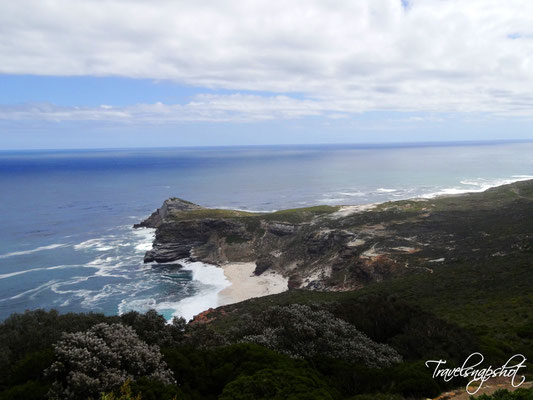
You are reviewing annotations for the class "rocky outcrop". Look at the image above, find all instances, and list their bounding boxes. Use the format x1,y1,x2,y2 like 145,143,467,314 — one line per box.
134,198,203,229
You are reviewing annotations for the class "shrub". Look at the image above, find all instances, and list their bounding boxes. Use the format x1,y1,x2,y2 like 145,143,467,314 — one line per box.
100,379,181,400
100,381,141,400
181,322,228,349
0,380,49,400
327,295,479,362
0,309,118,373
119,310,186,348
219,368,335,400
228,304,402,368
46,323,175,400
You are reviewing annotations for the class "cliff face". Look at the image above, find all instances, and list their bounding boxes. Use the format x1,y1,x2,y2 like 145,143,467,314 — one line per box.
135,180,533,291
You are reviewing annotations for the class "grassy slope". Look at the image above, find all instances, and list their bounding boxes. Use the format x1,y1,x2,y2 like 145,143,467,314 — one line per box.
167,205,341,223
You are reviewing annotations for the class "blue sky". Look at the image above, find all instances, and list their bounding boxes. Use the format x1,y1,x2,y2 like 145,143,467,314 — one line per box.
1,0,533,149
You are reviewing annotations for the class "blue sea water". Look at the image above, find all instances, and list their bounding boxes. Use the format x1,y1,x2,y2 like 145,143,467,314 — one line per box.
1,141,532,321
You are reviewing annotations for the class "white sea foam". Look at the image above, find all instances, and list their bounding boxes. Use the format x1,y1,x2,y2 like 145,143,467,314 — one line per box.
132,228,155,252
376,188,397,193
0,264,86,280
0,243,66,259
182,260,230,286
1,280,58,301
320,198,346,204
118,298,158,314
338,191,366,197
73,227,154,255
422,175,533,199
168,261,230,321
135,242,153,252
74,238,112,251
117,259,230,322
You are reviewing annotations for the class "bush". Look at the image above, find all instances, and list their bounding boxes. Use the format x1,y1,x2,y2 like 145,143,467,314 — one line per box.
46,323,175,400
119,310,186,347
228,304,402,367
327,295,479,362
219,368,334,400
8,348,54,386
0,380,49,400
101,379,181,400
0,309,118,375
163,343,299,397
100,381,141,400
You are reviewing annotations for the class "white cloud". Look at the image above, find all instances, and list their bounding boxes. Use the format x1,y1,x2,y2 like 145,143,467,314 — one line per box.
0,95,340,124
1,0,533,116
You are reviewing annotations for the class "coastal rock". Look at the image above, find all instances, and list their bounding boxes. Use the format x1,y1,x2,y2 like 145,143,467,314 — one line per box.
266,222,296,236
254,254,276,275
134,198,203,228
287,274,303,289
144,243,192,263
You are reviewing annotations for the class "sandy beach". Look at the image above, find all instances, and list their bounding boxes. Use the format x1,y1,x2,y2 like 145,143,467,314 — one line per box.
218,262,288,307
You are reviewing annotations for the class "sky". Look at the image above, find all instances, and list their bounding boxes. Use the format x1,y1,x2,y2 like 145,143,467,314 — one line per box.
1,0,533,149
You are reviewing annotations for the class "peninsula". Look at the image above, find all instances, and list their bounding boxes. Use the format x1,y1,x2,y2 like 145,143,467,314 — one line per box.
135,179,533,295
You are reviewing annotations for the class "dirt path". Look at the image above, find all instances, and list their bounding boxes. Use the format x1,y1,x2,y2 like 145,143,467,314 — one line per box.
432,378,532,400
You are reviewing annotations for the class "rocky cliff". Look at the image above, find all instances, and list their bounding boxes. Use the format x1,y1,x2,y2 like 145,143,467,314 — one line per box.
135,180,533,291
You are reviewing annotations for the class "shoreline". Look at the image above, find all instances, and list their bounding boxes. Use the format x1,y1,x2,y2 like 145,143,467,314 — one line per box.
217,262,288,307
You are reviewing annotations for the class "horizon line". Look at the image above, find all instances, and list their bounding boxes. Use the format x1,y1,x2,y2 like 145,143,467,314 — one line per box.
2,138,533,153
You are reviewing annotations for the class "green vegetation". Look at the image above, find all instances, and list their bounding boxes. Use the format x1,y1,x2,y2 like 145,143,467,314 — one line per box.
264,205,341,223
206,255,532,365
169,208,261,220
228,304,401,366
168,204,340,223
47,323,175,399
1,304,468,400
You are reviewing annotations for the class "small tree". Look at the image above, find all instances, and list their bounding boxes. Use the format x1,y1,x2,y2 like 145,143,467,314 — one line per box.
46,323,175,400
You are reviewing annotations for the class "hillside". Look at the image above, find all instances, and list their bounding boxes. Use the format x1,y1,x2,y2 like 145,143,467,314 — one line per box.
137,179,533,291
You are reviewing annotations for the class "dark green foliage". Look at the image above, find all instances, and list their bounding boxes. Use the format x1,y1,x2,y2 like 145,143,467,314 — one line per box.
9,348,54,385
126,378,181,400
0,380,49,400
162,343,305,398
227,304,402,367
516,321,533,340
470,388,533,400
119,309,186,347
0,306,525,400
0,309,118,372
311,356,456,399
219,368,334,400
181,322,227,348
0,309,119,395
225,234,249,244
262,205,341,223
327,295,479,362
390,362,441,398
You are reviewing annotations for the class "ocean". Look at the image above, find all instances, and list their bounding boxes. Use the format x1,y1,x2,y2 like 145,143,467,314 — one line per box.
1,141,532,321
